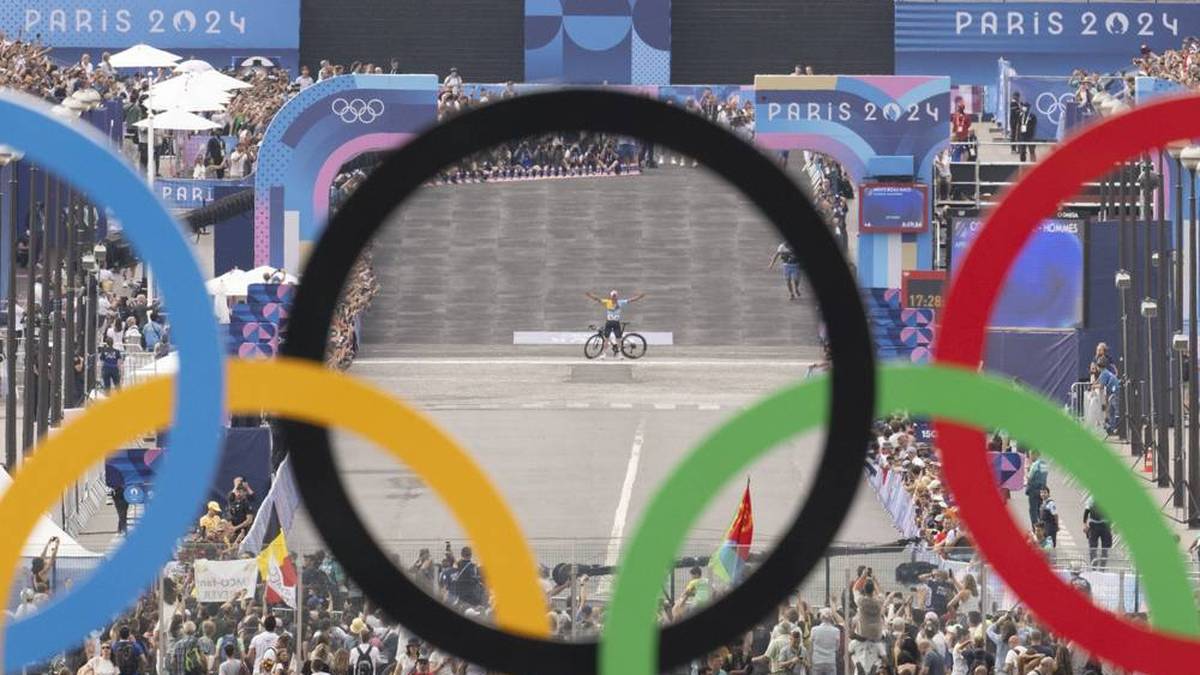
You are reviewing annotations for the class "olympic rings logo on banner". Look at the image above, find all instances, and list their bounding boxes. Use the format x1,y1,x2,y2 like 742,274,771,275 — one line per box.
4,88,1200,675
1035,91,1075,126
331,97,385,124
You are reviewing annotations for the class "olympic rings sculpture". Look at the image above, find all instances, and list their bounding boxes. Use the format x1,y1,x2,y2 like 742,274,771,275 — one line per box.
2,88,1200,675
331,97,385,124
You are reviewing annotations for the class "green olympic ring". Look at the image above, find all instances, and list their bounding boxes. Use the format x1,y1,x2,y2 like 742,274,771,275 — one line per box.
601,363,1200,675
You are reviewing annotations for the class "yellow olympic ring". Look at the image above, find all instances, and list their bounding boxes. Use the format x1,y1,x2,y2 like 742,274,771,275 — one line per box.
0,358,549,639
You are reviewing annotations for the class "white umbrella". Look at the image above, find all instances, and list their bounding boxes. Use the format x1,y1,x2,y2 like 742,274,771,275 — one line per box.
134,108,220,132
240,56,275,69
174,59,214,73
109,43,181,69
147,90,228,113
150,74,235,99
194,69,253,91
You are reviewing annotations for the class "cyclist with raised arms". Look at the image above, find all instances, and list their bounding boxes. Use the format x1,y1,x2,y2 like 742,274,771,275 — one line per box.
585,289,645,357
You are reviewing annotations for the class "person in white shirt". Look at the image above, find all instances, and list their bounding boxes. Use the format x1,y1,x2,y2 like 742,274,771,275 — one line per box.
349,630,381,675
81,642,119,675
443,67,462,95
228,144,249,179
248,615,280,673
295,65,314,90
809,608,841,675
80,53,94,74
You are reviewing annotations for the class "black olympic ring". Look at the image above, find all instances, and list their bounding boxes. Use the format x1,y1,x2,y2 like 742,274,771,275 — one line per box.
280,89,876,674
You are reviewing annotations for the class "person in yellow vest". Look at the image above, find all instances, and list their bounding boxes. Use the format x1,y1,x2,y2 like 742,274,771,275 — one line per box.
674,566,713,616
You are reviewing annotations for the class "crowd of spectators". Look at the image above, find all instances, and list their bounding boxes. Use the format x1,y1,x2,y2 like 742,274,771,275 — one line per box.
1130,39,1200,89
800,152,851,250
325,247,379,371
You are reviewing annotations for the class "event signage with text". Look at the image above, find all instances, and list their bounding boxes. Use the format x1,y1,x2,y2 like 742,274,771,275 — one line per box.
157,177,249,210
951,217,1084,328
194,559,257,603
896,2,1200,84
4,1,299,49
860,183,928,233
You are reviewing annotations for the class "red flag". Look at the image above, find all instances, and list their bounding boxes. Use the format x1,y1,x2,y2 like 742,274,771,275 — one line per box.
726,479,754,561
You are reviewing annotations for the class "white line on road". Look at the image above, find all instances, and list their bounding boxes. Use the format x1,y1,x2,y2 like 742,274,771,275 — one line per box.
698,404,721,411
565,402,591,409
354,357,815,368
599,416,647,595
654,403,677,410
610,403,634,409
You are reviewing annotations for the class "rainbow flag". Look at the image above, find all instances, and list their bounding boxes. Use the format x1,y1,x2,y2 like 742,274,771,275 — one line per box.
710,479,754,584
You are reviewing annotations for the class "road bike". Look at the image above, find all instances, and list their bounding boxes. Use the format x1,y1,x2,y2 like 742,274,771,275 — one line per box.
583,323,647,360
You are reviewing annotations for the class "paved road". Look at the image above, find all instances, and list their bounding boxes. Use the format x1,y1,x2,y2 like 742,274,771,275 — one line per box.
359,166,824,350
286,356,904,568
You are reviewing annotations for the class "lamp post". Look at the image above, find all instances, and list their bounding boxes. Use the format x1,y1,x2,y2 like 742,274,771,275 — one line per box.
1180,145,1200,526
1119,161,1144,456
1169,143,1187,507
0,145,21,473
21,164,38,453
1140,159,1170,486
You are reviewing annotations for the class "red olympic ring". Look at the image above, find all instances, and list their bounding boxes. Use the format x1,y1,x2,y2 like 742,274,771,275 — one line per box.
936,93,1200,674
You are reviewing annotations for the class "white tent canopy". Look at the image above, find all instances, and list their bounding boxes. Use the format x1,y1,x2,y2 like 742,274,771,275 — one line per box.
108,43,180,69
134,108,220,132
207,266,297,297
0,468,100,559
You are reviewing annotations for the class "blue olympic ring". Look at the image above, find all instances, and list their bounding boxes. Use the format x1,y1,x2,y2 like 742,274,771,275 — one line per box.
0,92,224,669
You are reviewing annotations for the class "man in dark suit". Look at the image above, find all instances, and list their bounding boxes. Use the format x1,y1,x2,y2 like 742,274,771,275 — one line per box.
1018,102,1038,162
1009,92,1022,154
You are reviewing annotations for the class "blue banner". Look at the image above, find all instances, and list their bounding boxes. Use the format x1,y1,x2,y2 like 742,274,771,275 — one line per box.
950,217,1084,329
1007,76,1077,142
896,2,1200,85
860,183,928,233
2,1,298,50
525,0,670,85
156,177,249,209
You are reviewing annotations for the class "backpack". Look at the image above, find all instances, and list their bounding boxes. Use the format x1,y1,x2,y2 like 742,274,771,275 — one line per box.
352,645,375,675
215,634,238,660
183,638,206,675
114,640,138,675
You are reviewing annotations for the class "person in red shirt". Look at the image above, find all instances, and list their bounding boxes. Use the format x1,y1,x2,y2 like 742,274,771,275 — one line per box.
950,99,972,161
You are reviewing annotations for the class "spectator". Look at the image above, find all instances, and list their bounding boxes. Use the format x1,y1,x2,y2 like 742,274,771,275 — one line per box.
249,615,280,673
349,629,381,675
98,337,123,391
1024,449,1048,529
112,625,147,675
443,67,462,95
808,608,840,675
295,65,314,90
950,99,971,161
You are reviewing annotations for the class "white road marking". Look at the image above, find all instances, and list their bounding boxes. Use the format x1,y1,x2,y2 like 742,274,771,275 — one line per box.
520,402,549,409
610,403,634,409
354,357,815,368
566,402,591,409
698,404,721,411
599,416,647,595
654,403,677,410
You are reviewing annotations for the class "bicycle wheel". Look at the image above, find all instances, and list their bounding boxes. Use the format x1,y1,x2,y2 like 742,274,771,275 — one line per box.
584,334,605,359
621,333,648,359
